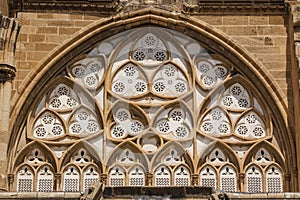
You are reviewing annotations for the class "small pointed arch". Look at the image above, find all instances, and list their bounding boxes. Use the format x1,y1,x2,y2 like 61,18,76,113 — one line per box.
245,164,263,193
29,109,66,140
219,164,238,192
128,164,146,186
265,163,283,193
199,164,217,189
197,141,240,172
152,101,193,140
173,164,191,186
82,164,100,190
108,165,126,187
60,141,102,171
36,164,55,192
61,164,81,192
106,141,149,172
67,105,103,136
151,141,193,172
15,164,35,192
154,164,172,186
242,141,286,172
107,100,149,140
12,141,58,172
198,106,232,138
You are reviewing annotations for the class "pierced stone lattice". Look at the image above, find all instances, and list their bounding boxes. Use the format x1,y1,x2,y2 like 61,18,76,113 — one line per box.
200,166,216,189
220,166,236,192
246,166,262,193
174,166,190,186
129,166,145,186
109,167,125,187
63,166,80,192
155,166,171,186
266,166,282,193
209,149,226,166
17,166,33,192
83,166,99,190
37,166,53,192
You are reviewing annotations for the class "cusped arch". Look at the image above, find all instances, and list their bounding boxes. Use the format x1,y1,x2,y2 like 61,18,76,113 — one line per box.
197,141,240,171
106,141,149,172
11,141,58,173
60,141,102,172
242,140,286,172
151,141,194,172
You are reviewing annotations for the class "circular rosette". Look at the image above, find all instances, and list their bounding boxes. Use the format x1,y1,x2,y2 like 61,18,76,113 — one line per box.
48,83,80,112
154,105,193,140
68,107,102,136
151,63,189,98
32,111,65,139
111,62,148,98
220,83,251,111
68,55,105,89
199,107,231,137
109,105,148,140
196,57,229,90
235,111,266,139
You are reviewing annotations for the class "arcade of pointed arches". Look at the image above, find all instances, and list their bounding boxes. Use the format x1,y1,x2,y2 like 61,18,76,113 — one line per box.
9,26,288,193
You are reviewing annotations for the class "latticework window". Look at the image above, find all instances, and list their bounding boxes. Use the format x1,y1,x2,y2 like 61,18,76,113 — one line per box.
220,165,236,192
83,166,99,190
266,165,282,193
129,166,145,186
154,166,171,186
37,166,54,192
63,166,80,192
17,166,34,192
109,166,125,187
174,166,190,186
11,26,286,192
246,165,263,193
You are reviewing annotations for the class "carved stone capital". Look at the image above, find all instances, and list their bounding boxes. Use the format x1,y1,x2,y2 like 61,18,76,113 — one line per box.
146,172,153,186
100,173,107,185
191,173,199,186
0,64,16,82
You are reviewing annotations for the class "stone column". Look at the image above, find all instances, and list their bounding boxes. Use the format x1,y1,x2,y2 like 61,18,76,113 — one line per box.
146,172,153,186
191,173,199,186
238,173,245,192
100,174,107,185
0,15,20,191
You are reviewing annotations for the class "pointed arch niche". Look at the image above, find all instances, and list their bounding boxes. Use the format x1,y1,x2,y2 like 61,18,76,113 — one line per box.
8,8,295,192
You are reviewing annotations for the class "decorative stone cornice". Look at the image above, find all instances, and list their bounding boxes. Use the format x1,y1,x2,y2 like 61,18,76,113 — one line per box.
9,0,288,15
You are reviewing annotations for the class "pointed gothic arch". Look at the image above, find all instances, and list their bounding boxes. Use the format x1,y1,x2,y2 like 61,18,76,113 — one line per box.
7,7,296,192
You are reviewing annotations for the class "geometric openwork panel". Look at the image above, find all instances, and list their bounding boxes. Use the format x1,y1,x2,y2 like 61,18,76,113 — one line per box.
12,26,284,192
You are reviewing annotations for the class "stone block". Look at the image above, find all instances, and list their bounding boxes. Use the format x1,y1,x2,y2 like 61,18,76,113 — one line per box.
217,26,257,36
29,35,45,43
58,27,81,35
257,26,287,36
37,27,58,34
223,16,248,25
194,16,222,25
249,16,269,25
269,16,285,25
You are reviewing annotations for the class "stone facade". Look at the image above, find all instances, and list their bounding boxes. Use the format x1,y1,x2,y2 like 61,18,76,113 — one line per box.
0,0,300,199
